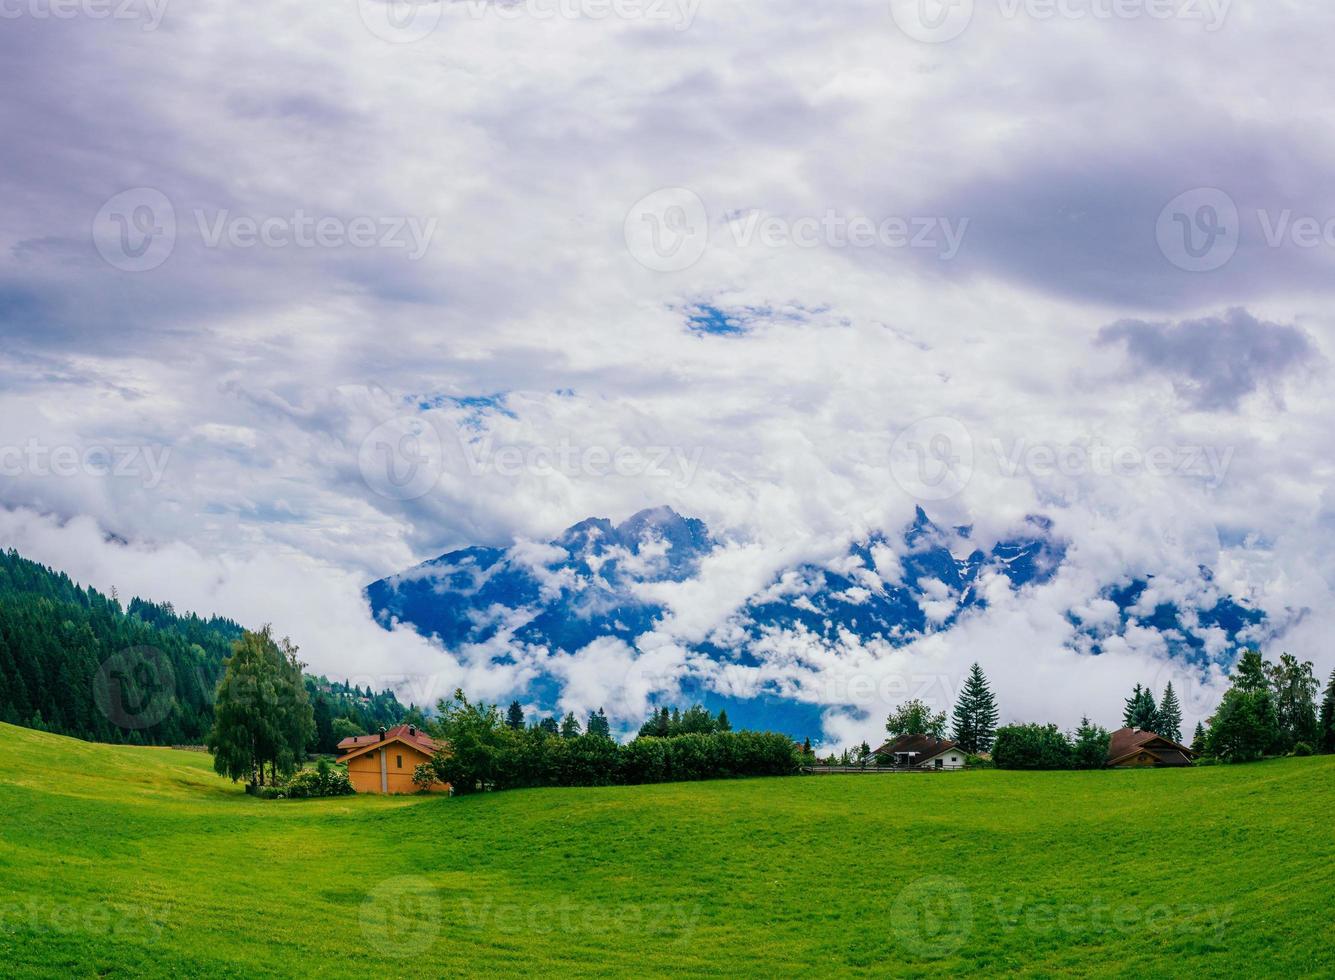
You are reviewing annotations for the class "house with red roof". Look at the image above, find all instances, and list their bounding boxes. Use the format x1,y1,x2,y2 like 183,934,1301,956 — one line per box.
871,734,966,770
336,724,449,794
1106,728,1196,768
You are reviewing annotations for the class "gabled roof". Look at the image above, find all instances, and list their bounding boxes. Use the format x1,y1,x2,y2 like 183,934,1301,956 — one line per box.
1107,727,1195,765
337,724,441,762
872,734,959,761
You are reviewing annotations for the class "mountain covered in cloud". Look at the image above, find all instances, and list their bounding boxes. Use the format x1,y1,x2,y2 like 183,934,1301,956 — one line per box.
366,507,1266,737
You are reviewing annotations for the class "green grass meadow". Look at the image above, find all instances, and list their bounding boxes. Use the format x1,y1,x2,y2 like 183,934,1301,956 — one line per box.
1,722,1332,977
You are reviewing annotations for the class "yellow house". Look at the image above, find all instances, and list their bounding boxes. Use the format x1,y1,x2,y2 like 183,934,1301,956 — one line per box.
336,724,450,795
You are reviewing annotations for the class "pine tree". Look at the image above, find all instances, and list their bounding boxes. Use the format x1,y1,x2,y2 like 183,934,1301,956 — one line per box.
312,696,334,754
506,700,525,731
560,712,582,739
1072,716,1111,769
1320,670,1335,753
1233,650,1269,693
1191,721,1206,754
1156,682,1183,742
586,707,611,739
1123,684,1142,727
717,709,731,732
1123,684,1158,731
951,663,1000,753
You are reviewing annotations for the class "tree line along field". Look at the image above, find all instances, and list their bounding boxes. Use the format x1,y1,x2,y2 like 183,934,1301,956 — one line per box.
2,723,1333,978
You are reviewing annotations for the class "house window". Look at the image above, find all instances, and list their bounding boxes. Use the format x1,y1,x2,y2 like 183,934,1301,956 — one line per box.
935,758,943,769
396,755,403,769
950,756,957,762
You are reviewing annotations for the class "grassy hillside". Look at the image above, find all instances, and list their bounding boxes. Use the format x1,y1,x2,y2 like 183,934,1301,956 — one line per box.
1,723,1332,978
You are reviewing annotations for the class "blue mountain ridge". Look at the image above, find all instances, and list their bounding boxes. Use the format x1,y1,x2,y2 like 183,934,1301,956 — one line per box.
365,506,1265,737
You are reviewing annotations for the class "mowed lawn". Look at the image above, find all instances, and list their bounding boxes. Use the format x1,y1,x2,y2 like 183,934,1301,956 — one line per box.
1,723,1332,978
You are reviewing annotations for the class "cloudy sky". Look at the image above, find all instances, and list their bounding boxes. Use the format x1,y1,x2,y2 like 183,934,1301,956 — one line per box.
3,0,1333,742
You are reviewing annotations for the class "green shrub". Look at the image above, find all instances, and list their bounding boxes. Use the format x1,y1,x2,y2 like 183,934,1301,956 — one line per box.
428,690,802,793
411,763,436,792
1291,741,1314,757
619,737,669,784
272,761,354,799
992,723,1074,770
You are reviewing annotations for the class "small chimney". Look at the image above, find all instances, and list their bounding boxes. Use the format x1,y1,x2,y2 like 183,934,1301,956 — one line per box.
378,727,386,741
409,725,416,736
